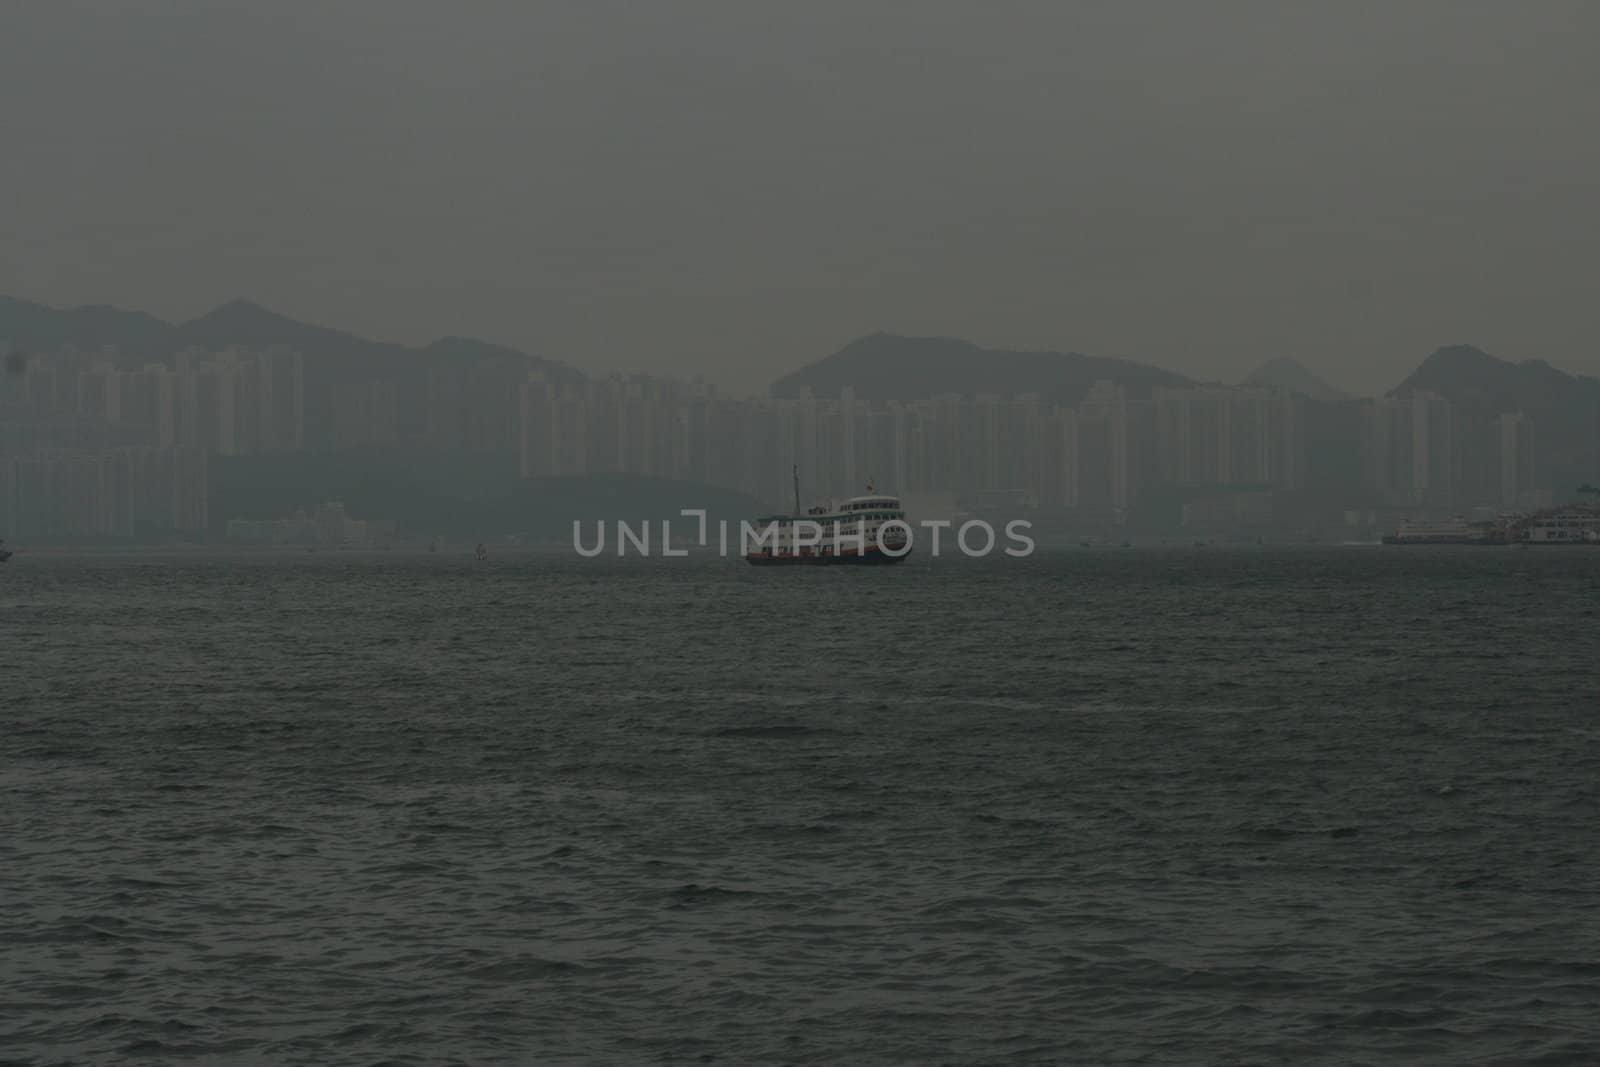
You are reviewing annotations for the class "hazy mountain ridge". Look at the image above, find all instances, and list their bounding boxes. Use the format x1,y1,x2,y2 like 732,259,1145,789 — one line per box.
0,294,582,384
771,333,1196,404
1243,357,1348,403
1397,344,1600,493
0,294,174,359
1397,344,1598,407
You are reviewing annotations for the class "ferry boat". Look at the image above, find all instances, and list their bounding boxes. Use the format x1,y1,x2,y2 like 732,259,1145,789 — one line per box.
1382,518,1497,545
744,470,910,565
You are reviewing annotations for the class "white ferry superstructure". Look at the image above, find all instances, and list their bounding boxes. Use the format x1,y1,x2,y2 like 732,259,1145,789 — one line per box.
743,474,910,565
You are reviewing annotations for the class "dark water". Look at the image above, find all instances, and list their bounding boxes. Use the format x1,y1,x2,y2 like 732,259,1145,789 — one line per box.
4,547,1599,1065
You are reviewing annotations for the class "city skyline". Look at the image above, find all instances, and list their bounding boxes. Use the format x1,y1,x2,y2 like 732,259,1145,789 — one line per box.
1,324,1573,541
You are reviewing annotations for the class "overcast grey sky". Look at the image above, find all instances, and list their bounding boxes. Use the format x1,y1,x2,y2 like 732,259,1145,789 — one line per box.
2,0,1596,393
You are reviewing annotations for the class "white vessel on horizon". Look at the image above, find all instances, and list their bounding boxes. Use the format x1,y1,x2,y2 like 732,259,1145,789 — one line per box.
1383,518,1489,545
743,470,910,565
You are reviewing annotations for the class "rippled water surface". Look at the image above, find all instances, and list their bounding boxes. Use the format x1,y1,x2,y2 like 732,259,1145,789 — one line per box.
4,547,1600,1065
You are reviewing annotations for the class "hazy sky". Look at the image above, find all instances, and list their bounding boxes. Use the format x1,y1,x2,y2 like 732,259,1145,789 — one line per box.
2,0,1596,394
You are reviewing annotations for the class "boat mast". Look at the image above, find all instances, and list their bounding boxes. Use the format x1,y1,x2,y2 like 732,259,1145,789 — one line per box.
792,465,801,516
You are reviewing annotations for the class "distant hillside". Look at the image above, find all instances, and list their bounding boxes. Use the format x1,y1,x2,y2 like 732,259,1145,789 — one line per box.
0,294,172,358
1243,357,1348,403
772,333,1194,404
0,294,582,385
1397,344,1600,494
173,298,416,377
1,294,584,450
1397,344,1591,411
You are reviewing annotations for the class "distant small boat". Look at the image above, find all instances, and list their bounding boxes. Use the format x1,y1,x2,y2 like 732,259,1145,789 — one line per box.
474,542,488,561
0,539,12,563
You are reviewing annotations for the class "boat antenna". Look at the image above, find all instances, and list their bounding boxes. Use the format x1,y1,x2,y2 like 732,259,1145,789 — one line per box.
792,465,801,516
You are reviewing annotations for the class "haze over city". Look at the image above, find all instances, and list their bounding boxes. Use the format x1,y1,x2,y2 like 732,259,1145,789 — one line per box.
4,0,1598,394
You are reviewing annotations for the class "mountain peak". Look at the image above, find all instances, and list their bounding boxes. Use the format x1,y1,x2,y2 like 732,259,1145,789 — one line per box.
772,332,1192,403
1397,345,1513,396
175,300,377,357
187,298,330,332
1396,343,1596,406
1241,357,1348,403
1415,344,1504,370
